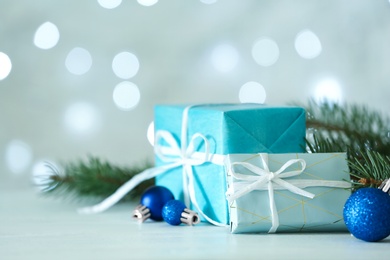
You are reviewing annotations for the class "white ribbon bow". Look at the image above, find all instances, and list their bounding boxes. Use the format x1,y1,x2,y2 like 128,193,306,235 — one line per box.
155,130,225,226
227,154,312,233
79,105,226,227
226,154,351,233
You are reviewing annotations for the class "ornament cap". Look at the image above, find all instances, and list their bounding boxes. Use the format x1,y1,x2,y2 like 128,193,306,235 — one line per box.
378,179,390,194
132,204,151,222
180,208,200,226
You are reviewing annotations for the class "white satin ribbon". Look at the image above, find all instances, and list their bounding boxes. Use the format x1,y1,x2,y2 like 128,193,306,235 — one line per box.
226,154,351,233
79,105,227,227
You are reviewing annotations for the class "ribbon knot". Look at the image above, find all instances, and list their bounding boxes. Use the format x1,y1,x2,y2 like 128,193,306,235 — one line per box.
268,172,276,181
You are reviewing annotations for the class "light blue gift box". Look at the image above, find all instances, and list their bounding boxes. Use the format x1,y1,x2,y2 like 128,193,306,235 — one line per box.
154,104,306,225
225,153,351,233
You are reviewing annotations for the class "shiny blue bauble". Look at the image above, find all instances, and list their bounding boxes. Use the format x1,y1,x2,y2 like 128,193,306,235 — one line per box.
162,200,186,225
140,186,174,221
343,188,390,242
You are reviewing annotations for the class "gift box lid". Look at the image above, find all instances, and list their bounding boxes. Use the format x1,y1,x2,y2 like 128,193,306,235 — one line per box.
154,104,306,155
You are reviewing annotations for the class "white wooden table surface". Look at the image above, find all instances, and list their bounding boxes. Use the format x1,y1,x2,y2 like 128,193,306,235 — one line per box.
1,177,389,260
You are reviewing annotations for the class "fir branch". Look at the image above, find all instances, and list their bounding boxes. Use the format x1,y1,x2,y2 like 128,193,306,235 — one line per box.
42,156,153,201
305,100,390,156
348,150,390,188
305,134,348,154
303,100,390,189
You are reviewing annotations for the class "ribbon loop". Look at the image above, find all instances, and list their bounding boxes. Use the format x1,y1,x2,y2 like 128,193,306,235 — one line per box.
154,130,182,162
184,132,211,165
154,129,210,167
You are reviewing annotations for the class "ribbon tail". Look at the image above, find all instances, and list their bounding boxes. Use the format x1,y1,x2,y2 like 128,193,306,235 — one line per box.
182,164,191,208
273,179,315,199
189,191,227,227
267,182,279,233
78,163,179,214
186,167,228,227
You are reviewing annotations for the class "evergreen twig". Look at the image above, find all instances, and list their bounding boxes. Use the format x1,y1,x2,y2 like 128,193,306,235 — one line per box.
303,100,390,189
42,156,153,201
348,150,390,188
305,100,390,156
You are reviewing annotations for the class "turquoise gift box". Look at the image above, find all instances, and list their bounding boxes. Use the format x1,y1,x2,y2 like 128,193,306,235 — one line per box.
225,153,351,233
154,104,306,225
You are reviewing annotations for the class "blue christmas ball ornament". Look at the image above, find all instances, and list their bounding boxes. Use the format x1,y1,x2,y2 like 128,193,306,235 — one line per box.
343,188,390,242
162,200,201,226
162,200,187,225
139,186,174,221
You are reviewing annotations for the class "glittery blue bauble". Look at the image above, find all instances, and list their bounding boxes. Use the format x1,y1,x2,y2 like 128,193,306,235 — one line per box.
343,188,390,242
162,200,186,225
140,186,174,221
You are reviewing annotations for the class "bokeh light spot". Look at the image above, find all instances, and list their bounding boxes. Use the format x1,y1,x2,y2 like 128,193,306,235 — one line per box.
65,47,93,75
313,78,343,104
239,81,267,104
295,30,322,59
137,0,158,6
33,22,60,50
113,81,141,111
64,102,100,135
97,0,122,9
0,52,12,80
147,121,154,146
211,44,239,73
112,52,140,79
252,38,279,67
5,140,33,174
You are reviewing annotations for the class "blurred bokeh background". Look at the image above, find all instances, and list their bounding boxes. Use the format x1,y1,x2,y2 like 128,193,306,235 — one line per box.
1,0,390,188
